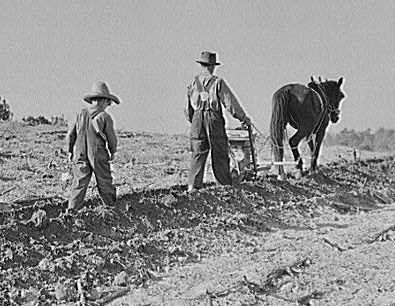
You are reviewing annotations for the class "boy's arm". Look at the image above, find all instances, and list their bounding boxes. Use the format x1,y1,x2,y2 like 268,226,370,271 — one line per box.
104,114,117,156
66,115,78,160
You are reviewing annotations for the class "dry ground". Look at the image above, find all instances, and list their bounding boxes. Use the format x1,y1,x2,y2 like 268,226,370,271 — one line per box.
0,122,394,306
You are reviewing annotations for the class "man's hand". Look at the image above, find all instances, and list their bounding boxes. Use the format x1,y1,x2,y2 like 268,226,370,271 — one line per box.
242,116,251,128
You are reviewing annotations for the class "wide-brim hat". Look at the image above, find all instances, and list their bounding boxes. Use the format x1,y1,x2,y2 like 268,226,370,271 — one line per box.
83,81,121,104
196,51,221,66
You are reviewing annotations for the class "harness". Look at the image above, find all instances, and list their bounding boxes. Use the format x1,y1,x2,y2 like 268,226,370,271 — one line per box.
309,83,337,135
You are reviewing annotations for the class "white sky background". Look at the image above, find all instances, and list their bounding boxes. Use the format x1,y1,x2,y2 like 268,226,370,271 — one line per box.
1,0,394,134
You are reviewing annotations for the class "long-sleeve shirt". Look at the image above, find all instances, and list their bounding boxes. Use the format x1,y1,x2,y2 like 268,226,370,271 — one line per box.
67,106,117,158
185,73,247,122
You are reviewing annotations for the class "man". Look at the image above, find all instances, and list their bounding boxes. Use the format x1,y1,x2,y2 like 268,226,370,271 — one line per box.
67,81,120,212
185,51,251,192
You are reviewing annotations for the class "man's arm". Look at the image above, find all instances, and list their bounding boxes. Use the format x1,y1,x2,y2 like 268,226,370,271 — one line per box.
217,79,250,124
184,84,194,123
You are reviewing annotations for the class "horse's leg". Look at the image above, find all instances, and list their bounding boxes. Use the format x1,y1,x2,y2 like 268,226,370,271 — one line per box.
310,130,325,173
278,146,285,180
273,143,285,180
307,139,315,165
289,130,307,179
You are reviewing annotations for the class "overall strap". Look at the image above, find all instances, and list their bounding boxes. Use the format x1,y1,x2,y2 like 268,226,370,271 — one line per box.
90,112,108,142
204,76,216,92
83,108,107,142
194,76,207,110
195,75,216,93
195,76,204,93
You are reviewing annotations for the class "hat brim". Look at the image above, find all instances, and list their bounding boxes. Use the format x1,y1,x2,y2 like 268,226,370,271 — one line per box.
83,93,120,104
196,61,221,66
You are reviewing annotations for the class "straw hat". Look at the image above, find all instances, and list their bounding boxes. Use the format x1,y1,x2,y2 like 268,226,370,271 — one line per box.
83,81,120,104
196,51,221,66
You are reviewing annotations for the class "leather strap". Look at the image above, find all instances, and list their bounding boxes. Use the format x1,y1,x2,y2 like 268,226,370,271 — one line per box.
195,76,216,93
195,76,203,93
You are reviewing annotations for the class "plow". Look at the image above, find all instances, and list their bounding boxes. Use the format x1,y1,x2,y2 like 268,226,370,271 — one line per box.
228,125,298,181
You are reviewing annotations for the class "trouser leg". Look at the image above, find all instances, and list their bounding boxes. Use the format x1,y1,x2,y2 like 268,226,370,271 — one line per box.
205,110,232,186
188,110,210,189
94,158,116,206
188,148,209,188
210,137,232,185
68,161,93,210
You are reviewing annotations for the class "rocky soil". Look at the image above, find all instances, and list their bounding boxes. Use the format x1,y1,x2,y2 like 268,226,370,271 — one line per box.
0,122,394,305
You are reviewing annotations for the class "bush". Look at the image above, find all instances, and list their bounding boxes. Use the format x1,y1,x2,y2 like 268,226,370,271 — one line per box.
0,97,12,121
22,115,67,126
325,128,395,152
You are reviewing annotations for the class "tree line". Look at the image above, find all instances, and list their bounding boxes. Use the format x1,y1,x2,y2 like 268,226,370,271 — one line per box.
0,98,66,126
1,98,394,151
325,128,395,152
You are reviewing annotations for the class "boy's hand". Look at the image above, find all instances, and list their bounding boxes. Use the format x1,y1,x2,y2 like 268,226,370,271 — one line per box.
68,153,73,162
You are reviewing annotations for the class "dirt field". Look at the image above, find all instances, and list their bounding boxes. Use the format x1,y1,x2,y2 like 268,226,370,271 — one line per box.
0,122,394,305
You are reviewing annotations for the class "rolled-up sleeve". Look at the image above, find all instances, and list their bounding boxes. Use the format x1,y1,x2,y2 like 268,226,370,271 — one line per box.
217,79,247,122
104,114,117,154
184,85,191,121
184,83,195,122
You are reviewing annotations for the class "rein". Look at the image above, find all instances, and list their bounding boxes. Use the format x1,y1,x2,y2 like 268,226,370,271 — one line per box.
310,82,335,135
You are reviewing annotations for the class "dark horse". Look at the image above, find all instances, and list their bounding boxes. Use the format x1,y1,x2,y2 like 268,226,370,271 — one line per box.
270,76,345,180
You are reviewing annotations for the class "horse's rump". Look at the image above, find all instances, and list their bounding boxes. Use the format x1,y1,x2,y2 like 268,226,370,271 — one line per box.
270,86,288,160
270,84,314,157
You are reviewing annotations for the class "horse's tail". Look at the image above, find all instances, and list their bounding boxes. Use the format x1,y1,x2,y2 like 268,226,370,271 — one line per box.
270,89,288,161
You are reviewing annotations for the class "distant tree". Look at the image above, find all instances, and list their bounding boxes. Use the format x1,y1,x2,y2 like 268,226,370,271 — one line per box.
0,97,12,121
50,114,67,126
22,115,50,125
325,127,395,152
359,129,374,151
374,128,395,151
22,114,67,126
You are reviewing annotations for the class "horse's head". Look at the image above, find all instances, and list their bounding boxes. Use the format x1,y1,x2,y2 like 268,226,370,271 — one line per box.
308,76,345,123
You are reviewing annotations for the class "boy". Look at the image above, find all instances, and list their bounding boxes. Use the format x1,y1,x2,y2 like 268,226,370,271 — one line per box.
67,81,120,211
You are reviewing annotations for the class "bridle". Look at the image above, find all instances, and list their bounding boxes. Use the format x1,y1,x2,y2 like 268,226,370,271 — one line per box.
310,82,340,135
327,103,340,116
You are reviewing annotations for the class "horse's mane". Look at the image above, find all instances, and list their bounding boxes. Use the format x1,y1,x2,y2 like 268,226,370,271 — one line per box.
307,79,329,107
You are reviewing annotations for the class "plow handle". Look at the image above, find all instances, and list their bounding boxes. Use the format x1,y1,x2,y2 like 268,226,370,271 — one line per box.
247,124,257,178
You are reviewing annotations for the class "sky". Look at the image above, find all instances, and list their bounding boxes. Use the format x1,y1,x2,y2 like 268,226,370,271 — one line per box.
1,0,394,134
